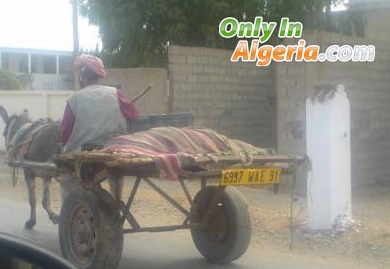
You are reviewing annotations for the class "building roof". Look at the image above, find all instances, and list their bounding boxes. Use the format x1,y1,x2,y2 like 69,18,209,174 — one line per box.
0,46,73,56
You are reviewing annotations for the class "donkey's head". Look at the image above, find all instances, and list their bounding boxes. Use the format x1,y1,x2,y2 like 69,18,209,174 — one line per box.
0,105,30,146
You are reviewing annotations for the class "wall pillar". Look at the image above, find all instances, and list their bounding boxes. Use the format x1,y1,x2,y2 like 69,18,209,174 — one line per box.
306,83,352,230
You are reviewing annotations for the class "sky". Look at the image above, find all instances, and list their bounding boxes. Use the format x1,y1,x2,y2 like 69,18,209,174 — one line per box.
0,0,348,52
0,0,101,52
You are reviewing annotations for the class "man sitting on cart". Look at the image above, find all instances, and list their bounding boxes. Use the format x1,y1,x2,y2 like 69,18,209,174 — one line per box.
60,54,140,200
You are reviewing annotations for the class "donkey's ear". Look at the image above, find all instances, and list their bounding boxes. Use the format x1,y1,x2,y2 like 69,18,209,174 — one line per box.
0,105,9,124
20,108,30,123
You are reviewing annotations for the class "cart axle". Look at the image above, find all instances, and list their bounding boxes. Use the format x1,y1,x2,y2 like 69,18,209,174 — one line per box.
123,223,201,234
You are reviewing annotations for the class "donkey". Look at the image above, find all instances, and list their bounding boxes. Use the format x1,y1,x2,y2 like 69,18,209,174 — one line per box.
0,105,61,229
0,105,127,229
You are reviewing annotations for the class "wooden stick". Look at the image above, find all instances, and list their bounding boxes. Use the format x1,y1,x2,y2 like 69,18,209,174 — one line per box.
131,84,153,103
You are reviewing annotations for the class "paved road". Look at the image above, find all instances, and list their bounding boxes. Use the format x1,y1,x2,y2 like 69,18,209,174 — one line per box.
0,198,351,269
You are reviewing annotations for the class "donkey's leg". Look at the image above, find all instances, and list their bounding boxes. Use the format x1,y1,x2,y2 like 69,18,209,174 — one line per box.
23,169,36,229
59,172,79,203
42,177,59,225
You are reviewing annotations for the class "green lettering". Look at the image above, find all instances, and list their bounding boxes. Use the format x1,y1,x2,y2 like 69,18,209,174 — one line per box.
219,17,239,38
238,22,254,38
253,17,263,37
260,22,277,43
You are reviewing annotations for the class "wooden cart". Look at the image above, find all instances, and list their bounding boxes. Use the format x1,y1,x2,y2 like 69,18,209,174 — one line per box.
49,149,305,269
6,111,305,269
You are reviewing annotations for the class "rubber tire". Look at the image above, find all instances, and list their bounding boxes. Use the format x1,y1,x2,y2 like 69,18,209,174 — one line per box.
190,186,252,263
59,187,123,269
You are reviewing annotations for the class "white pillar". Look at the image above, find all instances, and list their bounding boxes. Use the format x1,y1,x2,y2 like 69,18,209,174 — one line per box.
306,84,351,230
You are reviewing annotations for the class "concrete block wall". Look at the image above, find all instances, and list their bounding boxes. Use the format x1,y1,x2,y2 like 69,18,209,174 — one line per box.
0,90,72,151
168,45,276,148
103,68,168,115
276,30,390,186
362,9,390,42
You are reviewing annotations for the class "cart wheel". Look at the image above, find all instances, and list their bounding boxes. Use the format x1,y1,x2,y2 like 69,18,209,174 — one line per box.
190,186,252,263
59,187,123,269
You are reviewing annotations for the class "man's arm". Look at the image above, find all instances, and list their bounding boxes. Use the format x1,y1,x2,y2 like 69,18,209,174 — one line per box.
116,90,140,119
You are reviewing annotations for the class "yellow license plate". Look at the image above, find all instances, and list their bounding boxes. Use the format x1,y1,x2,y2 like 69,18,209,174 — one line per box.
220,168,281,186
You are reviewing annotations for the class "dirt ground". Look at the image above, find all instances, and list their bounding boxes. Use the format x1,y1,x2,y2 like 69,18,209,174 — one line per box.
0,152,389,269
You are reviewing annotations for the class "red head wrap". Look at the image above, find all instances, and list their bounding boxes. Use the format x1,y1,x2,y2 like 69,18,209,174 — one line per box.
74,54,107,78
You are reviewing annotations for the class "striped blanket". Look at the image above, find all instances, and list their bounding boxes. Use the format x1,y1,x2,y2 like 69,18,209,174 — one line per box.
103,126,270,180
6,119,49,160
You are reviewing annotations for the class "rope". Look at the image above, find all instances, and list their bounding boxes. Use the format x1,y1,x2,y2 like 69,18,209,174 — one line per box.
9,166,19,187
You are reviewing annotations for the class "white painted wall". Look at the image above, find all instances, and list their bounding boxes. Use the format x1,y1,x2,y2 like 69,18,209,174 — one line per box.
306,84,352,230
0,90,72,151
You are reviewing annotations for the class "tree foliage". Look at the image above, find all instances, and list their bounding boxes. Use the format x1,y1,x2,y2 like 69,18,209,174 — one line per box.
0,68,22,90
78,0,363,67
